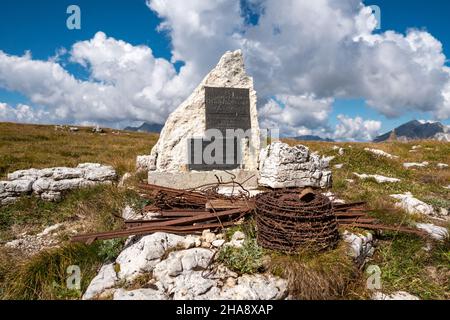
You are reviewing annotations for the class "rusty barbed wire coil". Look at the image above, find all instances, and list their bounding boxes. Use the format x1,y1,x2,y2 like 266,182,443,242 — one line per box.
255,190,339,254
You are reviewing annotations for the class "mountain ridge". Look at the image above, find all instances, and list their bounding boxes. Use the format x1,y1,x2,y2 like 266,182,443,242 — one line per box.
373,120,449,142
124,122,163,133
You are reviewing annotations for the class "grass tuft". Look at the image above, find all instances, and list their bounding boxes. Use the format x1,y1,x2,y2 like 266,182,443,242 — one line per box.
268,244,358,300
2,243,104,300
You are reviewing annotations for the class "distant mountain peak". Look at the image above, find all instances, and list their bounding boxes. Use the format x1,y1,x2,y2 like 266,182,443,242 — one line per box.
293,135,335,142
373,120,449,142
124,122,163,133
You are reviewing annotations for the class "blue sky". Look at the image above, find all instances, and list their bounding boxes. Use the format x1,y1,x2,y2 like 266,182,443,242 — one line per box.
0,0,449,139
329,0,450,131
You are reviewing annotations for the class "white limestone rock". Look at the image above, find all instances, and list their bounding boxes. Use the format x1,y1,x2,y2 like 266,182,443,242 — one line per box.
343,231,374,261
5,223,64,255
121,205,140,220
1,197,18,205
437,163,448,169
364,148,399,159
439,208,449,217
113,288,168,300
322,156,335,165
224,231,246,248
204,274,288,300
182,235,202,249
83,264,119,300
40,191,62,201
259,141,332,189
7,168,43,181
147,50,260,173
434,132,450,142
33,178,85,192
322,192,345,204
373,291,420,300
201,229,217,244
3,179,34,193
212,239,226,248
1,164,117,205
353,173,400,183
37,223,63,237
118,172,132,188
51,167,84,180
216,186,264,197
115,232,186,281
390,192,434,216
416,223,449,241
403,162,429,169
79,163,116,181
153,248,216,300
136,155,156,171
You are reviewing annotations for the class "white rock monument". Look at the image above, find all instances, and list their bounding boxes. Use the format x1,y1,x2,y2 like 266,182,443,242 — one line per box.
144,50,261,189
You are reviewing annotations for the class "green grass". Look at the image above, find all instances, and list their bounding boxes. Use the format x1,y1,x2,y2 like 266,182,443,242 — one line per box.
1,241,124,300
0,122,158,178
0,123,449,299
0,122,156,300
0,183,140,299
283,139,450,299
269,243,358,300
372,234,450,300
0,184,141,242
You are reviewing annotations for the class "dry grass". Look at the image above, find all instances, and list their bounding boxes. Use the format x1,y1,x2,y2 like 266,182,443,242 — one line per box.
1,243,107,300
0,122,156,299
269,244,359,300
0,122,158,178
0,124,449,299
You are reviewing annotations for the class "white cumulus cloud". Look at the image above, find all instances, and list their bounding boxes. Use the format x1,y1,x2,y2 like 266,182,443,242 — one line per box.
0,102,48,123
0,0,448,140
334,114,382,141
148,0,450,130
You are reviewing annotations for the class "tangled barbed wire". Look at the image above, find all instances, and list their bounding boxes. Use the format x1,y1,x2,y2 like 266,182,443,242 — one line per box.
255,190,339,254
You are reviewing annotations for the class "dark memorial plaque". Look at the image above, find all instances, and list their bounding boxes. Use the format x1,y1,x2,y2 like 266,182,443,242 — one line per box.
188,137,240,171
205,87,251,133
187,87,251,171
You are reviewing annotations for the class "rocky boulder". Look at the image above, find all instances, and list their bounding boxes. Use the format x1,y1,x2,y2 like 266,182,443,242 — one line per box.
343,231,374,264
0,163,116,205
416,223,449,241
390,192,434,216
258,141,332,189
83,232,288,301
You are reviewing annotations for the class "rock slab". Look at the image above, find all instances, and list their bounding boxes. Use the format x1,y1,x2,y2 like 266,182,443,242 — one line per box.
0,163,116,205
258,141,332,189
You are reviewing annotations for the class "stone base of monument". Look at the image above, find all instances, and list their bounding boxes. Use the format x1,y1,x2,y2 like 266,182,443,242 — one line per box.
148,169,259,189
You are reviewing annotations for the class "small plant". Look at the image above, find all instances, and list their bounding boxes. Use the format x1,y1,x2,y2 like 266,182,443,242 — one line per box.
217,238,265,274
97,239,124,262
